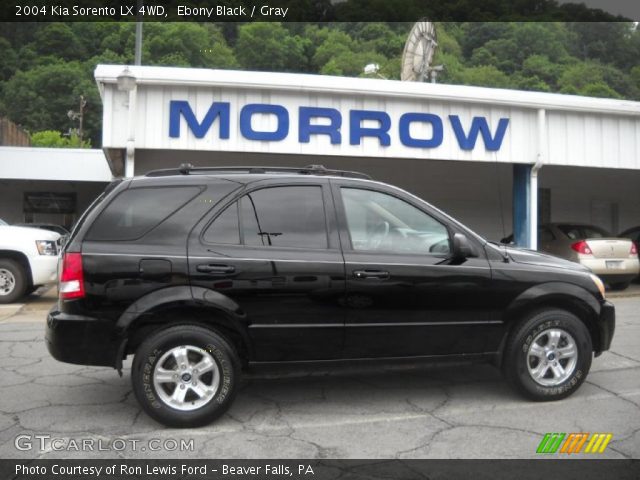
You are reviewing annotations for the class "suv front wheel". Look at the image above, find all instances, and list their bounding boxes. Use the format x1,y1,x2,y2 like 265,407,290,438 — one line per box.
131,325,239,428
0,259,27,304
503,309,592,401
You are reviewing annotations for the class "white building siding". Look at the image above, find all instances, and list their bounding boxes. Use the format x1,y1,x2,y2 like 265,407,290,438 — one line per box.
96,65,640,172
546,112,640,170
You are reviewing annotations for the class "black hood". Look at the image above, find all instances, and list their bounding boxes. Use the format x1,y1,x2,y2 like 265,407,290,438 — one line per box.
492,244,590,272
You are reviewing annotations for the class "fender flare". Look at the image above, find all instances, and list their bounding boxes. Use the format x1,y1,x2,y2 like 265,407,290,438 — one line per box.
494,282,602,365
115,285,250,353
503,282,601,320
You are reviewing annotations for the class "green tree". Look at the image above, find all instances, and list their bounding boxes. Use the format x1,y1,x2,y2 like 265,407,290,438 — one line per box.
1,61,100,146
31,130,90,148
462,65,512,88
34,23,85,60
522,55,561,87
144,23,237,69
0,37,18,81
321,50,387,77
312,29,355,70
235,23,306,72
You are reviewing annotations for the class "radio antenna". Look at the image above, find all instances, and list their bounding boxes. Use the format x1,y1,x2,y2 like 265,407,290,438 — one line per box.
493,151,509,260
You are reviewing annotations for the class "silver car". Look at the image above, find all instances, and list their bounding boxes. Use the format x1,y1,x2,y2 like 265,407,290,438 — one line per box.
538,223,639,290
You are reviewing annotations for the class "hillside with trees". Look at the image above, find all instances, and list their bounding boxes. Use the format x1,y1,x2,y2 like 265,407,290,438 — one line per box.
0,21,638,147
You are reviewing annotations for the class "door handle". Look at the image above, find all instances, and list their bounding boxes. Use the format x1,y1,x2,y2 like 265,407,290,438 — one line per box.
196,264,236,274
353,269,390,280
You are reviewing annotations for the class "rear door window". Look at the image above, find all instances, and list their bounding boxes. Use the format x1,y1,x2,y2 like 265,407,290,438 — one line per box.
240,186,328,249
86,186,201,241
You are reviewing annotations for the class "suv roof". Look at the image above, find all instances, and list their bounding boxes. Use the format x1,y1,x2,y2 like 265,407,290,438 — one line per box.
145,163,372,180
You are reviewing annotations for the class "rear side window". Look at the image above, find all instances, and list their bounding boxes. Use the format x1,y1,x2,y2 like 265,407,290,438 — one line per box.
203,186,328,249
558,224,610,240
203,202,240,245
538,227,555,243
86,186,201,241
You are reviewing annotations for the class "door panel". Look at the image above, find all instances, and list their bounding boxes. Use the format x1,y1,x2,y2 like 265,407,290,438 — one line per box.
188,180,346,362
332,181,497,359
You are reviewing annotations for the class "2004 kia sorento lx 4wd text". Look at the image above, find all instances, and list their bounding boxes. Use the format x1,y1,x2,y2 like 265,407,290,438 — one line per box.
46,165,615,427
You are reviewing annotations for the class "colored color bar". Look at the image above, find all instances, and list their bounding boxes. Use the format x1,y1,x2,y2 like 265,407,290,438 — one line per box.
560,434,576,454
547,433,566,453
537,433,552,454
572,433,589,454
598,434,613,453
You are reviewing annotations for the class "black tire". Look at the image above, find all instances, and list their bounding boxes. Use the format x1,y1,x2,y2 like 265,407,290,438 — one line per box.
0,259,28,304
503,309,592,401
26,285,40,296
131,324,240,428
609,282,630,291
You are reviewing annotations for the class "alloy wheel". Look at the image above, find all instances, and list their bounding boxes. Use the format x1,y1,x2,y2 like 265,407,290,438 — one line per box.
153,345,220,411
526,328,578,387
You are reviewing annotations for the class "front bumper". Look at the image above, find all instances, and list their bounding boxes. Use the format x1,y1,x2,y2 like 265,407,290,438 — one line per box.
46,307,121,367
596,300,615,354
29,255,58,286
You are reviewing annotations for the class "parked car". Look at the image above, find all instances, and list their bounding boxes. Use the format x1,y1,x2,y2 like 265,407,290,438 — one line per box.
619,225,640,282
46,165,615,427
502,223,639,290
0,222,60,303
15,223,70,236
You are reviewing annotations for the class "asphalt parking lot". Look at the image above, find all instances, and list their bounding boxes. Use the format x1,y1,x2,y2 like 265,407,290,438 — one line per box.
0,286,639,460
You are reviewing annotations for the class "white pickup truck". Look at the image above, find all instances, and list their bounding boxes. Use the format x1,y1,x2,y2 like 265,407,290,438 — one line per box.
0,219,60,303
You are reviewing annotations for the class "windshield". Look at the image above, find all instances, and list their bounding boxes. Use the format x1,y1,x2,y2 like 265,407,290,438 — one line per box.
0,219,7,226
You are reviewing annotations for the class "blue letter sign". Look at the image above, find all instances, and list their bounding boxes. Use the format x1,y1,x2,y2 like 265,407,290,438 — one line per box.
349,110,391,146
449,115,510,151
168,100,510,152
169,100,230,139
240,104,289,141
299,107,342,144
399,113,444,148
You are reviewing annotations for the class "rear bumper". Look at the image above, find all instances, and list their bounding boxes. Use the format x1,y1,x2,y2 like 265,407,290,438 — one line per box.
596,300,615,354
45,307,120,367
581,258,639,278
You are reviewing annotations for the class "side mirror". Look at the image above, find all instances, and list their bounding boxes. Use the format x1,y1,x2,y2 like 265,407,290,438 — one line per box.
452,233,473,261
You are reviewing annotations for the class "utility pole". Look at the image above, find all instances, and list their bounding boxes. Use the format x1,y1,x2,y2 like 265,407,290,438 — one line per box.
67,95,87,143
78,95,86,142
135,0,143,65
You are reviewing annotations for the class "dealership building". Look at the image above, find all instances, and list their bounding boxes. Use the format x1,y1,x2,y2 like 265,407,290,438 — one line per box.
2,64,640,247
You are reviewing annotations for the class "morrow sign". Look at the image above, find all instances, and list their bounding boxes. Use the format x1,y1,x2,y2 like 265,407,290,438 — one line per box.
169,100,510,151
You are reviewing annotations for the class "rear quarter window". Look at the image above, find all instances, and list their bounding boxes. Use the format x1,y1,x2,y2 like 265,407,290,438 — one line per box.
86,186,201,241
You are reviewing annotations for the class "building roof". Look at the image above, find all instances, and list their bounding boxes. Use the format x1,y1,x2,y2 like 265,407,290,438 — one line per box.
0,147,112,182
95,64,640,117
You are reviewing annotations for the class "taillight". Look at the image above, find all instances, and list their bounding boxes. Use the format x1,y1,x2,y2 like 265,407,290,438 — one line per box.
631,243,638,256
59,252,85,300
571,240,593,255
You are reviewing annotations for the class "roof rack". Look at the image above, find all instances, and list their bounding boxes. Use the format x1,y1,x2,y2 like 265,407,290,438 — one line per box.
145,164,372,180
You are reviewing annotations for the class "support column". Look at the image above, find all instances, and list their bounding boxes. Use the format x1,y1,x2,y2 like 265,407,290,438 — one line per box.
513,164,532,248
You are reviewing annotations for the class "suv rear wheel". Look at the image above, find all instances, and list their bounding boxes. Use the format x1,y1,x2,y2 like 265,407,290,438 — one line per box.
503,309,592,401
131,325,239,428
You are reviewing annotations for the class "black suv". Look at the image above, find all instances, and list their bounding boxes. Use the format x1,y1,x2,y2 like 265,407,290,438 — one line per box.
46,165,615,427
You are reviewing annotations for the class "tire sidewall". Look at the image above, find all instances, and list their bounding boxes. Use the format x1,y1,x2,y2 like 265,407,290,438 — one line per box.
509,311,592,400
133,327,238,427
0,259,27,304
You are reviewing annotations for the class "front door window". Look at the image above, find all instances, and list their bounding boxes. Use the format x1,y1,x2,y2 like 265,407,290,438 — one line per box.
341,188,450,255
